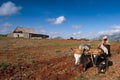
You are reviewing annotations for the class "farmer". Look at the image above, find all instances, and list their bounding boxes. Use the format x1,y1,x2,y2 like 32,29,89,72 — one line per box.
96,36,111,67
97,36,112,73
99,36,111,58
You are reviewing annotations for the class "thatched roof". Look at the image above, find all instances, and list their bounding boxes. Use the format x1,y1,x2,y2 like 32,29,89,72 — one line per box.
13,27,37,34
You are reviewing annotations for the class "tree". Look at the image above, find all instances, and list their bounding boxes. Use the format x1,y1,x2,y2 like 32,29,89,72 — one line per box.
70,37,74,40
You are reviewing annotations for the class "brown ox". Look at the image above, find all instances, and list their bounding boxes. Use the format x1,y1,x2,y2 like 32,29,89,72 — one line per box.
71,48,92,72
88,49,103,67
71,47,103,72
71,48,84,65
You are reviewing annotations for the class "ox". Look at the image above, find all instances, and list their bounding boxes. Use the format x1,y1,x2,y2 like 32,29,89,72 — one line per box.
71,44,92,71
72,44,110,72
89,44,111,73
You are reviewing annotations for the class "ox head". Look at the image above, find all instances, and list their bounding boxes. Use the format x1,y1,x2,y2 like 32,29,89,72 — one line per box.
71,44,92,66
71,48,84,65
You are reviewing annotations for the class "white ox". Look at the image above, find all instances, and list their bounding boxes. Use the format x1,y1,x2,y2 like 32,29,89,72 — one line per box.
73,44,108,66
72,44,92,65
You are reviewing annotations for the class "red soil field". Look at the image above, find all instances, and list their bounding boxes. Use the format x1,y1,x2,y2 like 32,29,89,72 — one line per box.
0,38,120,80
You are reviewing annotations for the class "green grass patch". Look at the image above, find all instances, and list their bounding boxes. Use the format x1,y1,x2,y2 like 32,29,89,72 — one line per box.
17,53,35,63
52,42,80,47
118,76,120,80
0,60,9,70
55,49,62,54
75,75,88,80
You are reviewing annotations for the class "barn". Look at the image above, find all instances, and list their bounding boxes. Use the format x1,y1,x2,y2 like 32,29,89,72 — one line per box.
7,27,49,39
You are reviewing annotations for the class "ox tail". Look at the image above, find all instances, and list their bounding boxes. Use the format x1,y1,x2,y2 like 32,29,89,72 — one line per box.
71,48,74,51
70,48,74,53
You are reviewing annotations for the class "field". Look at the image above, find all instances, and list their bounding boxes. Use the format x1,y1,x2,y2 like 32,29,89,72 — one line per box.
0,38,120,80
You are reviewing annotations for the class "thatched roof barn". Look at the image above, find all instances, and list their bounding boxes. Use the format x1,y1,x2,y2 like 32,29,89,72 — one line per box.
7,27,49,39
13,27,37,34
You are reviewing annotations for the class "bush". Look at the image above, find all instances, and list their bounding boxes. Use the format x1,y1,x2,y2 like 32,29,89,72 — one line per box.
75,75,88,80
69,37,74,40
17,53,35,63
0,60,9,70
55,50,62,54
118,76,120,80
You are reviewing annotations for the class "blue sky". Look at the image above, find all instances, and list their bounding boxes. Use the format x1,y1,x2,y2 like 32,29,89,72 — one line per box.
0,0,120,39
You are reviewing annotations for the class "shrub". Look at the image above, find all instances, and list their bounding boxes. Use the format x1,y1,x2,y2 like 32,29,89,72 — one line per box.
118,76,120,80
0,60,9,70
17,53,35,63
75,75,88,80
55,50,62,54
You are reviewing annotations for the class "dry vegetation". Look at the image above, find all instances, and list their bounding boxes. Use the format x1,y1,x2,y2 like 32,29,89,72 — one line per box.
0,38,120,80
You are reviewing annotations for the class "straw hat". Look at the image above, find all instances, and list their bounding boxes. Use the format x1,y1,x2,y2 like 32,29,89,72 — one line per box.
103,36,108,40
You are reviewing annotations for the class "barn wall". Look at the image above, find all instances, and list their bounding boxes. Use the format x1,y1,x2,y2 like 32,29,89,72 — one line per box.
7,33,24,38
7,27,49,39
13,33,24,38
23,33,30,38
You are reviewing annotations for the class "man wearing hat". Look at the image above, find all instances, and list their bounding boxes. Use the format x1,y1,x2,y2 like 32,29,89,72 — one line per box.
102,36,110,45
97,36,111,73
97,36,111,57
100,36,111,57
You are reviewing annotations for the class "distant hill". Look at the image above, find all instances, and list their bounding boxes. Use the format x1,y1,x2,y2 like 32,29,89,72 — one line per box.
109,33,120,41
95,32,120,41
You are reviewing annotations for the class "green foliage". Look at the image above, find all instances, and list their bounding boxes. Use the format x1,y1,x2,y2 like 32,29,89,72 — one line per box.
70,37,74,40
0,60,9,70
53,42,78,47
55,50,62,54
17,53,35,63
118,76,120,80
75,75,88,80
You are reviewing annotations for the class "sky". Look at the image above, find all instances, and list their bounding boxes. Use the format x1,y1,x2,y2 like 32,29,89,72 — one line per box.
0,0,120,39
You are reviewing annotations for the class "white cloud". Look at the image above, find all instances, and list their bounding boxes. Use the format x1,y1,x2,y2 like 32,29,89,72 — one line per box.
34,26,47,34
72,25,81,29
72,31,82,36
111,25,120,30
39,29,46,34
98,25,120,36
49,31,64,38
47,16,66,24
84,32,98,39
0,1,22,16
69,25,120,39
54,16,66,24
3,22,12,27
68,31,83,39
0,22,12,33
